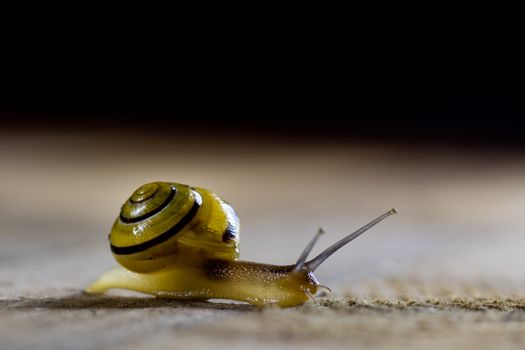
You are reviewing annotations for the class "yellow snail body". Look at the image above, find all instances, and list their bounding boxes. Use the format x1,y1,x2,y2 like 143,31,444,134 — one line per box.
86,182,396,307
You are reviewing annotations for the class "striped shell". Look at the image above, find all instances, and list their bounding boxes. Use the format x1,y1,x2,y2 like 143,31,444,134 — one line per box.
109,182,240,272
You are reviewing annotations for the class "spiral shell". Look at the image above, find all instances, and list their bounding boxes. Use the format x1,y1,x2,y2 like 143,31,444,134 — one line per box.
109,182,240,272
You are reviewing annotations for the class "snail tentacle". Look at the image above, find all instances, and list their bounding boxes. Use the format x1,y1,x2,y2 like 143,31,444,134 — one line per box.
293,227,325,273
306,208,397,271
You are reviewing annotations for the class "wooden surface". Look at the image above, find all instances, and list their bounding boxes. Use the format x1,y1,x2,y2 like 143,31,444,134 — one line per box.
1,132,525,349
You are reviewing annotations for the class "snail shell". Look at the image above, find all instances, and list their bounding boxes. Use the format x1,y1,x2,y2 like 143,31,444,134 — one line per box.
109,182,240,272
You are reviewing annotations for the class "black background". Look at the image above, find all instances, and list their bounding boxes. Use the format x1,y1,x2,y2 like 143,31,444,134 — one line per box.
1,25,523,147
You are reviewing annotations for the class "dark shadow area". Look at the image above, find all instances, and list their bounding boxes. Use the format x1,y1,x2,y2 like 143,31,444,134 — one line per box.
0,292,256,311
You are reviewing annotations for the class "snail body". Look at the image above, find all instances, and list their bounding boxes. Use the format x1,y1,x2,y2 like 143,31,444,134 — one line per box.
86,182,396,307
87,255,316,306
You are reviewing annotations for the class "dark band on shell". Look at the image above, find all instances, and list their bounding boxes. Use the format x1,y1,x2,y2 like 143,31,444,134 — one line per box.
111,191,202,255
222,224,237,242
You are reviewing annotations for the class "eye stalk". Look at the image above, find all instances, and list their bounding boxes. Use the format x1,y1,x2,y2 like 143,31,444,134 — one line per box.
294,208,397,272
293,228,325,273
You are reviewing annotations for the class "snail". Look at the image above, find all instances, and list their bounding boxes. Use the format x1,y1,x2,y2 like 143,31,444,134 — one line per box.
86,182,396,307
